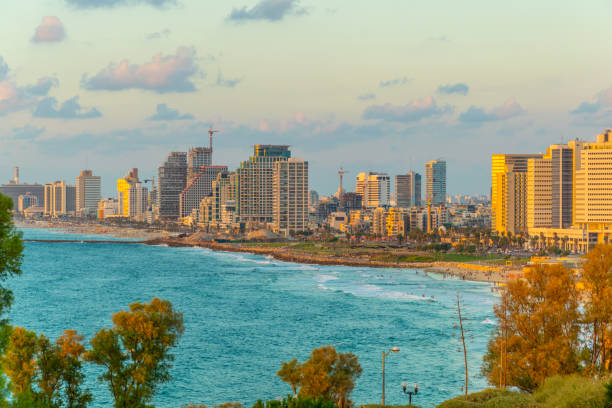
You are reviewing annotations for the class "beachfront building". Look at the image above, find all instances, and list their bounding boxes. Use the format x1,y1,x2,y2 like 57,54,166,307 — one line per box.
117,169,148,220
187,146,212,182
44,181,76,217
236,145,291,227
18,193,38,212
158,152,187,220
97,198,119,219
396,171,421,208
491,154,541,235
76,170,101,216
425,160,446,205
272,158,309,235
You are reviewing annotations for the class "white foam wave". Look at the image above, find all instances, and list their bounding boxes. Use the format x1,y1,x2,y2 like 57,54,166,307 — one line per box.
482,318,497,325
315,274,339,283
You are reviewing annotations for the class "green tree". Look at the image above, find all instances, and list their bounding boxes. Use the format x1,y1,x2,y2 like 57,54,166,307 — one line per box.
86,298,184,408
0,193,24,324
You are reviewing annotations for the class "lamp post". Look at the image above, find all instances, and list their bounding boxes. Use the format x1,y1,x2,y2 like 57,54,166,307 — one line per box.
381,347,399,406
401,382,419,406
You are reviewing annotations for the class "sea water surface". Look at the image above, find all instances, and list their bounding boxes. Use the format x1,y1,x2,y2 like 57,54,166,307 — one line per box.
9,228,498,407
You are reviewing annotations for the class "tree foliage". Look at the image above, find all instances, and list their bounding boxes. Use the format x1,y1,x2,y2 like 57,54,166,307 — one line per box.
581,244,612,374
86,297,184,408
0,193,24,324
2,326,91,407
483,263,581,391
278,346,362,408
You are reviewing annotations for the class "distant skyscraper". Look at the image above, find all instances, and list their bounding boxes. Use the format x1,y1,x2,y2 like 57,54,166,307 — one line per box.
236,145,291,224
158,152,187,219
76,170,101,214
425,160,446,205
356,172,390,208
187,146,212,181
273,158,309,234
395,172,421,208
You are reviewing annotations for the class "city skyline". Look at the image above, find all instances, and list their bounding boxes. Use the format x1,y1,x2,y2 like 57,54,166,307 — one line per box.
2,0,612,196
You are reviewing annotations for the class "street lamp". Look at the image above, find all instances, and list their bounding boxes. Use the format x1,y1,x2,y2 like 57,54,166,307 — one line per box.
401,382,419,406
381,347,399,406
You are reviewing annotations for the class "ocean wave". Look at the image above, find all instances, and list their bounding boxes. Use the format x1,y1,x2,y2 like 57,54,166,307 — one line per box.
481,318,497,325
315,274,339,283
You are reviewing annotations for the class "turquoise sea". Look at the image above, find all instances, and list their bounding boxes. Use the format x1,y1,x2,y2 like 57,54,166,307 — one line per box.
9,228,498,407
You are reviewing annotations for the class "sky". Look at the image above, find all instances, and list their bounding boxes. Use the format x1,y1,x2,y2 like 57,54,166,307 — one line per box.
1,0,612,197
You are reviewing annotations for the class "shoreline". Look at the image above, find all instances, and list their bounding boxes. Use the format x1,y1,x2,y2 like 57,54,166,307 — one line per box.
147,237,513,284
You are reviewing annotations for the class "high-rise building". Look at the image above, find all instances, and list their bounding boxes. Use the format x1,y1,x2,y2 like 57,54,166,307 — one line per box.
208,172,238,226
158,152,187,219
395,171,421,208
492,154,541,235
273,158,309,234
355,172,391,208
179,165,228,219
575,130,612,236
76,170,101,215
425,160,446,205
43,181,76,217
236,145,291,225
187,147,213,181
527,154,552,230
117,168,140,216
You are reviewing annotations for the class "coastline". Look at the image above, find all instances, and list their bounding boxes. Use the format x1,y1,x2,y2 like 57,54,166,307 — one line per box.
147,237,513,284
15,219,171,240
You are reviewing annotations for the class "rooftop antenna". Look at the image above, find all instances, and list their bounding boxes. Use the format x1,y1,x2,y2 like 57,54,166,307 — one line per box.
208,126,220,151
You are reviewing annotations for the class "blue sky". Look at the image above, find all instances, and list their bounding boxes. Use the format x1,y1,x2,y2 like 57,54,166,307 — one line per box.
1,0,612,196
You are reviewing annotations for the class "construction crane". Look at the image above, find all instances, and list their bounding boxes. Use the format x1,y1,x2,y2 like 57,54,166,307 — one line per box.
338,167,348,197
208,126,220,151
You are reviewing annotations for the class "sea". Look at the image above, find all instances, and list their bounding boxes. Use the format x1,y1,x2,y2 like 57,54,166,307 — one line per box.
8,228,499,407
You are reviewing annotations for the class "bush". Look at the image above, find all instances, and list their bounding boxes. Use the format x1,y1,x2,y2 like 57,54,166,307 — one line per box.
533,375,608,408
436,388,538,408
254,395,337,408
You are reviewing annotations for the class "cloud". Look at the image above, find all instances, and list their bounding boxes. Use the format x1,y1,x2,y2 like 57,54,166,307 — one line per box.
0,58,37,116
33,96,102,119
362,96,452,122
216,72,242,88
358,93,375,101
148,103,194,120
0,57,8,81
459,98,525,123
570,102,600,115
146,28,171,40
24,77,59,96
379,77,410,87
81,46,199,93
32,16,66,43
227,0,307,22
570,85,612,115
65,0,176,8
11,125,45,141
437,83,469,96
